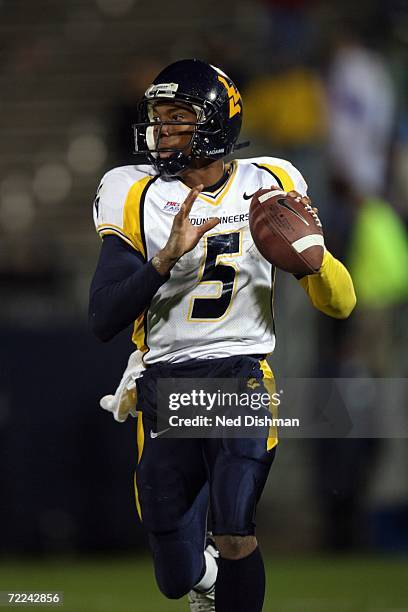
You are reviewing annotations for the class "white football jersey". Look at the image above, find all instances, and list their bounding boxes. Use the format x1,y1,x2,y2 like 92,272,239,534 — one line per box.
93,156,308,364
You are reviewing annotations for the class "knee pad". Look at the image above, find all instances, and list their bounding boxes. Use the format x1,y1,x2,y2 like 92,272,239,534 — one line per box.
149,533,205,599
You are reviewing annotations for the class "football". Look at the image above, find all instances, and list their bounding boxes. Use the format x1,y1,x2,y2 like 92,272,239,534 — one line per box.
249,188,324,275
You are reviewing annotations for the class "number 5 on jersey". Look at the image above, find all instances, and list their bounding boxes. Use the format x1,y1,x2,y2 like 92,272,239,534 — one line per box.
187,230,242,321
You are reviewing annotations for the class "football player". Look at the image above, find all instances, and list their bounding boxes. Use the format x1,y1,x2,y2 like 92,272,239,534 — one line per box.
89,59,356,612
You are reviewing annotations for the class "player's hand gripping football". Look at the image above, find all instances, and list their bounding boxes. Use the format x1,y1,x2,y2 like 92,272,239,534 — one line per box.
287,190,322,229
152,184,220,275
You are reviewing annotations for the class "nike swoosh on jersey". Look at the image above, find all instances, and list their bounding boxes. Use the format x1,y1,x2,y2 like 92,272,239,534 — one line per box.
243,191,257,200
150,427,171,439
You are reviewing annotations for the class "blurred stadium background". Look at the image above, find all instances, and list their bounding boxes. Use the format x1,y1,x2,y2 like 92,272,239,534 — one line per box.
0,0,408,609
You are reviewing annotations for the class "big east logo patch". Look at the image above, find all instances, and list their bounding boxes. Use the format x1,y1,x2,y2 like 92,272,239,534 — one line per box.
162,201,181,214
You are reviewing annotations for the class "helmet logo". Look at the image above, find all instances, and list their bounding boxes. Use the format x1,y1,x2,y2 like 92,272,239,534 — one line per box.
217,75,242,118
145,82,179,98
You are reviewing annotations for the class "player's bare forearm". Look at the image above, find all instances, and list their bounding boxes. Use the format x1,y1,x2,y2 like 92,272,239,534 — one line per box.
152,184,219,276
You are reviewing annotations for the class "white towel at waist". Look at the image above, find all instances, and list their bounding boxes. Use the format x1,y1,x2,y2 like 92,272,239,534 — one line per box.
99,349,146,422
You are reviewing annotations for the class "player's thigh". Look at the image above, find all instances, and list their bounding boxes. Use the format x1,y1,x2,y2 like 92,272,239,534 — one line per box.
205,437,276,535
135,413,208,532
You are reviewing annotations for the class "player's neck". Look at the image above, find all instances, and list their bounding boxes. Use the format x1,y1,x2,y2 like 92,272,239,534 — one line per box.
179,159,226,191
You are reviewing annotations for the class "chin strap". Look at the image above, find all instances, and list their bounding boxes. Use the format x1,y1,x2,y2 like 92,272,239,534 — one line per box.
156,150,192,177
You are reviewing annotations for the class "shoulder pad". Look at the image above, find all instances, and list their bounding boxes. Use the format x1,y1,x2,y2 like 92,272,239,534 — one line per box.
240,156,308,196
93,165,157,254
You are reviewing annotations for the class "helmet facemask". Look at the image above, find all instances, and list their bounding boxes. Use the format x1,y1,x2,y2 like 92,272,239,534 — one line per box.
133,97,225,177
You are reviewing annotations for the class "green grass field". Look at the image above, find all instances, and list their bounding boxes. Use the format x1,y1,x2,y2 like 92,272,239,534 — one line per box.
1,556,407,611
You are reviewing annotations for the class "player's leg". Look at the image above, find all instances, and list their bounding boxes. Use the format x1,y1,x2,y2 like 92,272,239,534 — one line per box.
215,537,266,612
205,356,277,612
135,408,212,600
147,483,210,599
212,449,275,612
209,443,276,612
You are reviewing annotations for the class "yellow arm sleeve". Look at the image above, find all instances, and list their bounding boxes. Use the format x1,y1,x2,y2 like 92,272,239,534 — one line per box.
298,250,356,319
